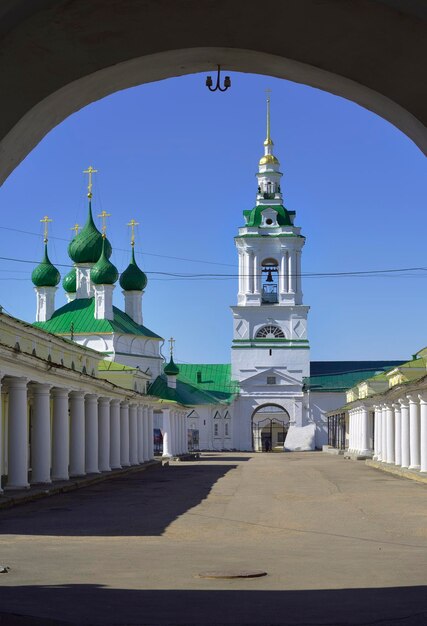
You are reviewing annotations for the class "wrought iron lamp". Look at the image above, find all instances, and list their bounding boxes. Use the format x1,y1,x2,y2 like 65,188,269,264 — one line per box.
206,65,231,92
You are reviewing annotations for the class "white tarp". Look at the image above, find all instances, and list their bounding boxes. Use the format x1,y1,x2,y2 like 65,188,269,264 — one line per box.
284,424,316,451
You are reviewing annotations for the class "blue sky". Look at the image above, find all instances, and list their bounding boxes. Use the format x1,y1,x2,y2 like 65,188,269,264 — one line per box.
0,72,425,364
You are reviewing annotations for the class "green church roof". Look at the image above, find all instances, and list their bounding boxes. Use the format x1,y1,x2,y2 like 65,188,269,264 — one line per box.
243,204,296,228
90,239,119,285
68,202,112,264
119,248,148,291
148,364,238,405
31,243,60,287
34,297,162,339
62,267,77,293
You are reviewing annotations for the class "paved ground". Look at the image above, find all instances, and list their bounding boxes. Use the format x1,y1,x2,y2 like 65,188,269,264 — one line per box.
0,452,426,625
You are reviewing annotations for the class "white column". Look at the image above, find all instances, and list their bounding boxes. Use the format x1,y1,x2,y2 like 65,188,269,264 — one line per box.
279,254,286,294
408,394,421,470
375,406,382,460
52,388,69,481
69,391,85,477
182,412,188,453
31,383,52,484
148,407,154,459
129,404,138,465
381,405,387,463
109,399,121,469
238,251,243,295
142,406,149,461
248,251,254,293
393,403,402,467
98,397,111,472
120,402,130,467
253,254,260,294
137,405,144,463
6,377,29,490
400,399,410,469
385,404,395,464
288,252,294,293
419,393,427,473
162,409,172,458
360,406,370,455
85,394,99,474
373,406,380,460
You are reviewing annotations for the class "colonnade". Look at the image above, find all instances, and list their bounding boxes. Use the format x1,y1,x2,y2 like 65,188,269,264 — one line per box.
0,374,155,492
348,393,427,473
161,408,189,458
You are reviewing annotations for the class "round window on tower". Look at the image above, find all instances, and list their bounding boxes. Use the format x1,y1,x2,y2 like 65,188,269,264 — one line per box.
255,325,285,339
266,218,273,225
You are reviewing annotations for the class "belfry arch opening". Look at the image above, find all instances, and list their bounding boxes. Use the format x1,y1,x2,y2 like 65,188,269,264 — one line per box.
251,404,290,452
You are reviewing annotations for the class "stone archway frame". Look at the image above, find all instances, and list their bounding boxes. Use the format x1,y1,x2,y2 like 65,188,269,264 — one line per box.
251,403,291,451
0,41,426,186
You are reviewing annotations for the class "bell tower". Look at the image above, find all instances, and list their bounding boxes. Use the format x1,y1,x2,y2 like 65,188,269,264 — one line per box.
231,95,310,388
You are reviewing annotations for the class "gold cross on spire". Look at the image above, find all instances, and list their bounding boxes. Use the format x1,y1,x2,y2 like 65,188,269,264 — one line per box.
127,219,139,247
40,215,52,243
71,223,80,236
83,165,98,198
265,88,272,144
169,337,175,356
97,210,111,238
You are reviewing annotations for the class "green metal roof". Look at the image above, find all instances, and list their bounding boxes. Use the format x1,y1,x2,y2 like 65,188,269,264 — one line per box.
243,204,295,227
164,356,180,376
34,297,162,339
62,267,77,293
148,364,239,406
304,361,405,392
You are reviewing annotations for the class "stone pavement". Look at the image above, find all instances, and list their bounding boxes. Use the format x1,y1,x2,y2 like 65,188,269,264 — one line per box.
0,452,426,625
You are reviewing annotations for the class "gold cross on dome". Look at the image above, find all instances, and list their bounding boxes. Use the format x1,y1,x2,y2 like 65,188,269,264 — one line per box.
97,210,111,238
71,223,80,236
127,218,139,247
169,337,175,356
83,165,98,198
40,215,52,243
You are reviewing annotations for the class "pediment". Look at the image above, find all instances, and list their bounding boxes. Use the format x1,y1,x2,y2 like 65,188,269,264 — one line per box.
239,367,301,387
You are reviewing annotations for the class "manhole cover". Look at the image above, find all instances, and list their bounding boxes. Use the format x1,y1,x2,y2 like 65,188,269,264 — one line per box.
198,570,267,579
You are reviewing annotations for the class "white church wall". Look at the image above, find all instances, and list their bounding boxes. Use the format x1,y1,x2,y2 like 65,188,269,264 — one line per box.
306,391,346,448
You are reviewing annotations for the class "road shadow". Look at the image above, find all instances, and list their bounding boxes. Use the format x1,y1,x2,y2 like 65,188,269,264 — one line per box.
0,585,426,625
0,463,237,537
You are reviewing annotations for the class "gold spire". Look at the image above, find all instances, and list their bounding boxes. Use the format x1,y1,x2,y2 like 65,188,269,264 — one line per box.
40,215,52,243
127,218,139,248
71,223,80,236
83,165,98,199
97,210,111,238
264,89,273,146
169,337,175,356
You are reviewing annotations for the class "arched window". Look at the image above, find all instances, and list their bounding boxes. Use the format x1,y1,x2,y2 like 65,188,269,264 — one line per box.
255,325,285,338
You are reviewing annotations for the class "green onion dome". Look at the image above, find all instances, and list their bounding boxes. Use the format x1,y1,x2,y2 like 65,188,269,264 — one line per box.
68,202,112,264
164,356,180,376
119,248,148,291
31,243,60,287
90,238,119,285
62,267,77,293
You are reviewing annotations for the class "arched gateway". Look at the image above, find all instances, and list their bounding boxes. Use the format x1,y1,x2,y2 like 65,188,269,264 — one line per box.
252,405,290,452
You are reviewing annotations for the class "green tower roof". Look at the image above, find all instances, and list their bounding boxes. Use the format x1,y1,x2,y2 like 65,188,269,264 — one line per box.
62,267,77,293
119,248,148,291
164,356,180,376
31,243,60,288
68,202,112,264
90,239,119,285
